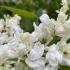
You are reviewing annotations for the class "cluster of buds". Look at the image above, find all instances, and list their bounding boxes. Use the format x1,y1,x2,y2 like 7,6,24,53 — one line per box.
0,0,70,70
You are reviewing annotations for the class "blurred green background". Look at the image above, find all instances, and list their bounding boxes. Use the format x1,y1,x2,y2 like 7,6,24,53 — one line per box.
0,0,61,32
0,0,70,70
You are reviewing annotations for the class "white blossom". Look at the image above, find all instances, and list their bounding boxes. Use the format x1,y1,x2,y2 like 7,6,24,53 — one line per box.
62,0,67,5
0,0,70,69
25,42,45,69
46,44,63,67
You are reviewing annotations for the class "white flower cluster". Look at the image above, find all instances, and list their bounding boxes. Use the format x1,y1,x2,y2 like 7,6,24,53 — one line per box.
0,0,70,70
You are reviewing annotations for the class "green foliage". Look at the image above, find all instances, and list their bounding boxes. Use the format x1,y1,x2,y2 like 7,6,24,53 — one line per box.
59,65,70,70
46,0,61,19
0,0,62,32
2,6,37,20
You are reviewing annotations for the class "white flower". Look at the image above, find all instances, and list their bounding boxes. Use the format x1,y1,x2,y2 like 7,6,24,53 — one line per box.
25,42,45,69
59,5,68,13
20,32,33,50
55,23,65,37
31,14,54,44
17,43,28,55
62,0,70,6
5,14,21,25
57,12,67,23
20,32,31,43
0,0,70,69
6,49,18,58
39,14,51,26
54,11,70,38
27,42,44,60
5,14,23,34
57,41,70,62
46,44,63,67
55,18,70,39
25,57,45,68
62,0,67,5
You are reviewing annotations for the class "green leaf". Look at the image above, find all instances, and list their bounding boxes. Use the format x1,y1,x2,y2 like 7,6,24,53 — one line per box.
59,65,70,70
2,6,37,20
